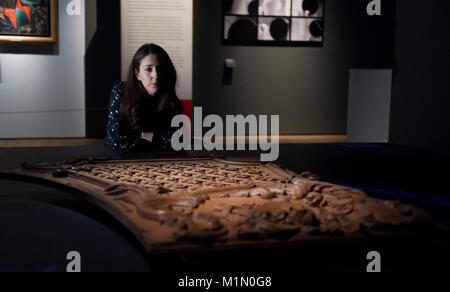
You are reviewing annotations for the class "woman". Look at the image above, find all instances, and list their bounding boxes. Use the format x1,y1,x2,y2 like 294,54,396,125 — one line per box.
105,43,183,152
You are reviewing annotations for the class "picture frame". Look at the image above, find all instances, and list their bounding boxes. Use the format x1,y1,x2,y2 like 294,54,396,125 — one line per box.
0,0,57,43
223,0,325,47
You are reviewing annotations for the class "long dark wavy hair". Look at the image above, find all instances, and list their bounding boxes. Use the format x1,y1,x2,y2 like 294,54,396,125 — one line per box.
120,43,183,131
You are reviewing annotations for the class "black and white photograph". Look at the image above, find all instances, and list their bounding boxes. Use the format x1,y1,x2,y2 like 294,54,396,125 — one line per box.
224,15,258,43
223,0,259,15
291,18,323,42
258,0,291,17
292,0,324,17
258,17,290,41
223,0,324,46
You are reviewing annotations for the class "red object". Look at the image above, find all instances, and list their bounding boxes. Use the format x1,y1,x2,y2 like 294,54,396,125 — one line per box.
0,0,32,31
181,100,193,122
3,9,17,30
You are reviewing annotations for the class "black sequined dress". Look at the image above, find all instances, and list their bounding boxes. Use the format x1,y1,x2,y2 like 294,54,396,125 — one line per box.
105,82,182,153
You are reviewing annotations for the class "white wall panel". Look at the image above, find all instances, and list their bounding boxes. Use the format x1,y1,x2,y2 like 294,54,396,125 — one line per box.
120,0,193,101
347,69,392,143
0,110,85,138
0,0,86,138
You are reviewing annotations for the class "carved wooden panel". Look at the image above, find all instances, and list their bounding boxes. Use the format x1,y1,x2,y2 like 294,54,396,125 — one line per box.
4,157,433,254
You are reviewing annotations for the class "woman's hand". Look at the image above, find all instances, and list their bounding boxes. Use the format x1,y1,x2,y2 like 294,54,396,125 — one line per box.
140,132,154,143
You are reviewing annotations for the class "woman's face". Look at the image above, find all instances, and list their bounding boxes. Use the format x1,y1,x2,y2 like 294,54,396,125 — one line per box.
135,54,162,96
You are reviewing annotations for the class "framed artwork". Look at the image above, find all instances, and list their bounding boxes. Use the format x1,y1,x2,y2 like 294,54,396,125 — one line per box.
223,0,324,46
0,0,57,43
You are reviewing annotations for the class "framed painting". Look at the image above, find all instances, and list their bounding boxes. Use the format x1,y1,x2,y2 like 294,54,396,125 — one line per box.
0,0,57,43
223,0,325,47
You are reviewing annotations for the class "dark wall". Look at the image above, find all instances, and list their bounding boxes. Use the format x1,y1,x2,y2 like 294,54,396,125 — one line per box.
390,0,450,156
85,0,121,138
194,0,395,134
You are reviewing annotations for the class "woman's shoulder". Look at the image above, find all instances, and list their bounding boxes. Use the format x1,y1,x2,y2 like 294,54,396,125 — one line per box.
110,81,126,100
108,82,127,112
112,81,126,93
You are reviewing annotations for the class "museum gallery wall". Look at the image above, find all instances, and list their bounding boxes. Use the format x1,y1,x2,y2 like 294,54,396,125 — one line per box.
197,0,395,135
0,0,396,139
0,0,85,138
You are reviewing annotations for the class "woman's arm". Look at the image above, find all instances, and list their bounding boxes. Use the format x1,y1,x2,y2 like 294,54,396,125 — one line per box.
150,100,185,151
149,130,172,151
105,83,140,152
